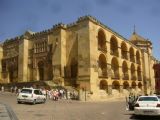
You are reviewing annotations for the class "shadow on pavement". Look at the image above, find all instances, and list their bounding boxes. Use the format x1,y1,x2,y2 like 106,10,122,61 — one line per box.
130,115,160,120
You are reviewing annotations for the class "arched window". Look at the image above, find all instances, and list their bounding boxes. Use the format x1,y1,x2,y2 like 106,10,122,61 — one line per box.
137,66,142,81
136,51,141,64
110,36,119,57
129,47,135,62
131,63,136,80
122,61,129,80
121,42,128,60
111,57,119,79
98,54,107,77
98,30,107,52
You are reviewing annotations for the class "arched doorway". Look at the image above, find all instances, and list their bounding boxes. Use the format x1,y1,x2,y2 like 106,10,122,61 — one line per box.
99,80,108,90
123,81,129,89
138,82,142,89
123,81,130,95
131,82,136,89
38,61,44,81
112,81,120,95
112,81,120,90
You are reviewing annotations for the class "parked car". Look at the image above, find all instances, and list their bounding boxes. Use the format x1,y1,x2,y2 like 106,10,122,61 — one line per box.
134,96,160,116
157,95,160,100
17,88,46,104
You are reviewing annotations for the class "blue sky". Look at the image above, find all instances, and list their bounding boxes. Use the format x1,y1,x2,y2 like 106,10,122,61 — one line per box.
0,0,160,60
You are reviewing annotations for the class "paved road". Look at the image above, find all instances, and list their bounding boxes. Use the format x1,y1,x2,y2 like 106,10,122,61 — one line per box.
0,92,160,120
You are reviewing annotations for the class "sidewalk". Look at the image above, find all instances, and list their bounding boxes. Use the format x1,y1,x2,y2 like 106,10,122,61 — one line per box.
0,103,18,120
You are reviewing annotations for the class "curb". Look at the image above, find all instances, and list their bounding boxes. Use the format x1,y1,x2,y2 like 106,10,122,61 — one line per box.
0,103,18,120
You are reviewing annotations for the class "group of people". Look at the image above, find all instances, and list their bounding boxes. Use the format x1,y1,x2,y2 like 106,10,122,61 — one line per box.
10,86,20,94
9,86,78,101
0,85,79,101
45,89,66,101
42,88,78,101
126,93,144,111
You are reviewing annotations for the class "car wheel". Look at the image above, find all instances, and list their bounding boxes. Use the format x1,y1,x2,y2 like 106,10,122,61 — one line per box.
17,101,21,104
32,99,36,105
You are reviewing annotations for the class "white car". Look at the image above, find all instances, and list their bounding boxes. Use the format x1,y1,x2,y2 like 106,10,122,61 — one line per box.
17,88,46,104
134,96,160,116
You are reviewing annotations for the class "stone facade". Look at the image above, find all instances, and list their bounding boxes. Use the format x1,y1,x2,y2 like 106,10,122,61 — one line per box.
0,16,157,100
153,63,160,93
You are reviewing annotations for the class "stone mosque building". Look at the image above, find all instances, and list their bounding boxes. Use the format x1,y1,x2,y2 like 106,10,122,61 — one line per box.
0,16,157,100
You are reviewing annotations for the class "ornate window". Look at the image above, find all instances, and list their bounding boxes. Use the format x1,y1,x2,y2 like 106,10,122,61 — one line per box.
34,41,47,53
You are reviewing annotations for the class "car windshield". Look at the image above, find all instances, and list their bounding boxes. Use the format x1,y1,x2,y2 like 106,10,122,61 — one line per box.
138,97,158,101
21,89,32,94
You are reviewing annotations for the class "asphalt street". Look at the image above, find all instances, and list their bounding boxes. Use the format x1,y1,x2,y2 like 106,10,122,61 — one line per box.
0,92,160,120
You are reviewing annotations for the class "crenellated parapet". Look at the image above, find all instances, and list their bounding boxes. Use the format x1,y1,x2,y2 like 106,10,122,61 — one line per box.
1,15,143,51
3,36,23,45
66,22,77,28
52,23,66,29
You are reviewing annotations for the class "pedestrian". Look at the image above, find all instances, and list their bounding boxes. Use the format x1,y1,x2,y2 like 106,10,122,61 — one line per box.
14,86,17,93
11,86,13,93
1,86,4,92
42,88,47,99
53,90,59,101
